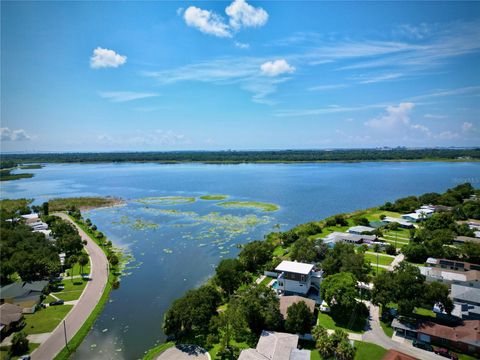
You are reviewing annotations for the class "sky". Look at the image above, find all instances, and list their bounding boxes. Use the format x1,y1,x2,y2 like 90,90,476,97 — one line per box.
1,1,480,152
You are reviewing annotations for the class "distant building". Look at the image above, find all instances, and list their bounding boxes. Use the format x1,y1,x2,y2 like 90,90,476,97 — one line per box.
382,216,414,229
275,261,322,296
401,208,433,223
323,231,376,245
238,330,310,360
347,226,376,235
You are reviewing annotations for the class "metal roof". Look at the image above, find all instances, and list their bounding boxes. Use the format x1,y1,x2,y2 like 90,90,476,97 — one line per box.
275,261,314,275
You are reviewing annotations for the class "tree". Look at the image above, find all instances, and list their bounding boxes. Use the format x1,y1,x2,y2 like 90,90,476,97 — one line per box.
10,331,29,356
462,241,480,264
315,329,334,358
322,243,370,282
290,237,317,263
238,241,274,272
42,201,49,216
68,255,78,280
164,284,221,341
402,243,428,264
321,272,358,312
215,258,245,295
354,217,370,226
78,254,89,275
108,254,119,267
285,301,313,334
385,244,396,255
425,282,453,314
336,339,355,360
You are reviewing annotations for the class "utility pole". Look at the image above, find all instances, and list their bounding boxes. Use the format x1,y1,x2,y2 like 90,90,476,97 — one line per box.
63,320,69,352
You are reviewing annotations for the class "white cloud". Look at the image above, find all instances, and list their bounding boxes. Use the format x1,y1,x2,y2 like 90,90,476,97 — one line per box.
354,72,404,84
235,41,250,49
225,0,268,30
99,91,159,102
424,114,447,119
308,84,347,91
184,6,231,38
364,102,416,132
90,47,127,69
462,122,474,132
260,59,295,77
0,128,32,141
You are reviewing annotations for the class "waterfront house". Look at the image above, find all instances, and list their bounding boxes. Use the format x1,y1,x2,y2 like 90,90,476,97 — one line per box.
275,261,322,296
238,330,310,360
323,231,376,245
0,280,48,313
382,216,414,228
401,208,433,223
347,225,376,235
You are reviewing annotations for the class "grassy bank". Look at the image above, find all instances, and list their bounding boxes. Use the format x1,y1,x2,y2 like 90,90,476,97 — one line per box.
0,170,34,181
48,197,123,211
218,201,280,212
142,342,175,360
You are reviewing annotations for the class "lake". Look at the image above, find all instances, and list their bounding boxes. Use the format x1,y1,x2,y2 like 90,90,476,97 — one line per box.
1,161,479,359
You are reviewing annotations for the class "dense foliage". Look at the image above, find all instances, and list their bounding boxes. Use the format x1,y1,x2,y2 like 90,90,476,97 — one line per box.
321,243,371,282
3,148,480,164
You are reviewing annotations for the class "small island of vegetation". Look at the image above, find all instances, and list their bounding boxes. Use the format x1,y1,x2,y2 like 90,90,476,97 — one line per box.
200,195,229,201
218,201,280,212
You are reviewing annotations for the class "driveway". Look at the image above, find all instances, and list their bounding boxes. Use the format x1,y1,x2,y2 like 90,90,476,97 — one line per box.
31,213,109,360
156,345,209,360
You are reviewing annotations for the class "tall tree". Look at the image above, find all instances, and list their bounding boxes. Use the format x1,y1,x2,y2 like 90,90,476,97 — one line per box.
285,301,313,334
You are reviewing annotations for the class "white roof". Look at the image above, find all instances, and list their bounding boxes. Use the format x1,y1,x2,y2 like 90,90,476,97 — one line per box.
402,212,422,220
348,226,375,233
276,261,313,275
426,257,437,265
21,213,39,220
416,208,434,214
383,216,413,226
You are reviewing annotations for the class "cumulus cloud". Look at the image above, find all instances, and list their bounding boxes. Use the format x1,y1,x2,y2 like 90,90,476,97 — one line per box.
260,59,295,77
0,128,32,141
99,91,159,102
182,0,268,38
225,0,268,30
90,47,127,69
184,6,231,38
364,102,416,131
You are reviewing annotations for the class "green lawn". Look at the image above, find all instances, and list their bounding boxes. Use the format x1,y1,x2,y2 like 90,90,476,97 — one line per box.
23,305,73,335
53,290,83,301
260,276,274,286
364,253,393,266
0,343,40,360
317,311,366,334
370,266,387,276
142,342,175,360
354,341,387,360
65,255,91,277
414,307,436,318
380,319,394,337
310,350,323,360
51,278,88,301
42,294,57,304
273,245,287,257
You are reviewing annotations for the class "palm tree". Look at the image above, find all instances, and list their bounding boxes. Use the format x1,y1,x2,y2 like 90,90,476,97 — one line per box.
335,339,355,360
316,333,334,359
78,254,89,276
68,255,78,280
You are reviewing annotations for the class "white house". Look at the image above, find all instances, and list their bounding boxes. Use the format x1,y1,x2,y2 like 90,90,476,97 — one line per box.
275,261,322,296
401,208,434,223
348,225,375,235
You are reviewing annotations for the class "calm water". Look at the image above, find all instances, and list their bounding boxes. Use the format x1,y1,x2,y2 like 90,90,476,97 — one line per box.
1,162,479,359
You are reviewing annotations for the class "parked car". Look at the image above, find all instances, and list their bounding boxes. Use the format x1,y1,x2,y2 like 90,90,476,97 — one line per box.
49,299,64,306
412,339,433,352
433,347,458,360
18,355,31,360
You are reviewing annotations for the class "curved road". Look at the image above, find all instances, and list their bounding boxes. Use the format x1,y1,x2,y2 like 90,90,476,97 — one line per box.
31,213,109,360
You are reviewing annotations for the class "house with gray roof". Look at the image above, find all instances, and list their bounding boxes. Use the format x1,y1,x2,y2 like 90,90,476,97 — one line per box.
238,331,310,360
0,280,48,313
451,284,480,319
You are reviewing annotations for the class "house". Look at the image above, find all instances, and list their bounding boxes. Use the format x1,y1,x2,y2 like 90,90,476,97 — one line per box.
279,296,316,320
275,261,322,296
401,208,433,223
28,221,48,231
417,320,480,356
33,229,53,241
347,226,375,235
382,217,414,229
21,213,39,224
392,319,480,356
419,266,480,289
238,331,310,360
0,281,48,313
454,236,480,245
323,231,376,245
430,259,480,272
451,285,480,319
381,349,417,360
0,303,24,336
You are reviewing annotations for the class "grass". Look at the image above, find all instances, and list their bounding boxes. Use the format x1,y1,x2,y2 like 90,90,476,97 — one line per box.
48,196,122,211
199,194,228,200
0,343,40,360
53,290,83,301
273,245,288,257
310,350,323,360
414,307,436,318
0,199,32,213
317,311,366,334
142,342,175,360
19,164,43,169
364,253,393,266
42,294,57,304
380,319,394,337
65,256,91,277
370,266,387,276
354,341,387,360
260,276,274,286
23,305,73,335
217,201,280,212
0,170,34,181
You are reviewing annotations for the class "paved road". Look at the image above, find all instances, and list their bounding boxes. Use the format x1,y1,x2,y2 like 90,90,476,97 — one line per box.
362,302,445,360
31,213,109,360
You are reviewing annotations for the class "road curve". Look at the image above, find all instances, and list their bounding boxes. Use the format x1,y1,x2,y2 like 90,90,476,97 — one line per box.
31,213,109,360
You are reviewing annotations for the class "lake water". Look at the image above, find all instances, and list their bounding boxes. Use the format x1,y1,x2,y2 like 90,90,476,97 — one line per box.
1,162,479,359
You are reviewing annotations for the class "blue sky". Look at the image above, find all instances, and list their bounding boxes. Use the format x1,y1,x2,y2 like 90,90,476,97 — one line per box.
1,1,480,152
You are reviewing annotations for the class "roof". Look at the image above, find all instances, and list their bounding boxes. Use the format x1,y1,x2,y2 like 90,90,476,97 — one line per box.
276,261,314,275
289,349,310,360
279,296,316,318
324,232,376,243
238,349,269,360
0,281,48,300
381,350,417,360
418,320,480,347
348,226,375,233
256,331,299,360
454,236,480,245
391,319,418,332
451,284,480,304
382,217,414,227
21,213,39,220
0,303,23,325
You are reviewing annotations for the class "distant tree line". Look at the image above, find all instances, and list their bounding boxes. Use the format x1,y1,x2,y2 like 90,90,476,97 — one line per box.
2,148,480,164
